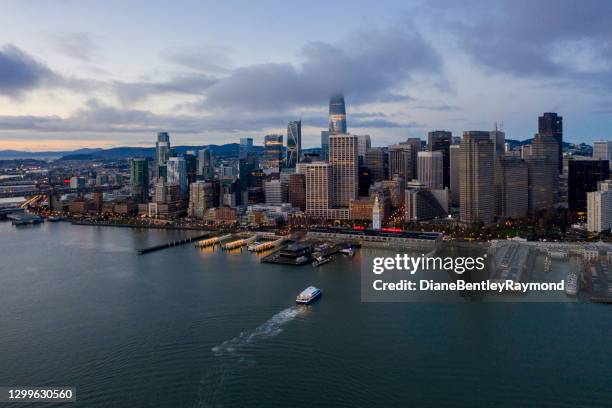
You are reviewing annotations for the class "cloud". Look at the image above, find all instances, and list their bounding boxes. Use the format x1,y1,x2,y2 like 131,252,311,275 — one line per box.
48,32,100,62
198,23,442,112
113,74,218,104
0,44,55,97
162,45,232,73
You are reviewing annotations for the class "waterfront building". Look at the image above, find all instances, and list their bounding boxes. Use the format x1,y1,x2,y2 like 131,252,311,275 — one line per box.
404,181,448,221
264,134,284,169
265,179,283,206
329,134,358,208
286,121,301,168
155,132,170,179
167,157,188,199
449,145,461,206
329,94,347,134
188,181,215,218
459,131,495,225
372,195,381,229
427,130,452,188
417,151,443,190
304,162,333,219
197,148,214,180
321,131,329,161
130,158,149,203
593,140,612,162
350,197,374,221
498,156,528,219
388,144,414,181
568,159,610,212
587,188,612,233
538,112,563,173
365,148,385,182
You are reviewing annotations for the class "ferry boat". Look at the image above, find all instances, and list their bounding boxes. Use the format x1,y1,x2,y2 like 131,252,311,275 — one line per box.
296,286,322,304
312,255,332,267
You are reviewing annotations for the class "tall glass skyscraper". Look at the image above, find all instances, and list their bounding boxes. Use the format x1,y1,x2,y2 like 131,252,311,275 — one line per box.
538,112,563,173
321,131,329,160
286,121,301,168
328,94,347,135
155,132,170,180
239,138,253,160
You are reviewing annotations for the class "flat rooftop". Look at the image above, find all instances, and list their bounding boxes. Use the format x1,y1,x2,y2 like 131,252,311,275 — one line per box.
309,227,442,241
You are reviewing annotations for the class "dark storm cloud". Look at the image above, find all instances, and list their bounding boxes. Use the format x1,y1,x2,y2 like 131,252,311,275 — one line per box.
425,0,612,86
200,24,442,112
0,44,55,97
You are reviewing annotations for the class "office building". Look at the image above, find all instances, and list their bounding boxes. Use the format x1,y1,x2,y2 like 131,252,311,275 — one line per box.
188,181,215,218
568,159,610,212
329,93,347,134
155,132,170,179
587,186,612,233
264,134,284,169
538,112,563,173
525,133,560,216
405,138,421,178
460,131,495,225
184,152,197,185
239,138,253,160
427,130,452,188
130,158,149,203
321,131,329,161
449,145,461,206
357,134,371,164
358,166,372,197
197,148,214,180
265,179,283,206
167,157,188,199
305,162,333,219
498,156,528,219
405,181,447,221
286,121,301,168
288,173,306,211
365,148,385,182
329,134,358,207
417,151,443,190
593,140,612,162
388,144,414,181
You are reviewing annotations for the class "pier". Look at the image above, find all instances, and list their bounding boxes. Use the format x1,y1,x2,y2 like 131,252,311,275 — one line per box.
138,233,210,255
222,235,257,250
195,233,233,248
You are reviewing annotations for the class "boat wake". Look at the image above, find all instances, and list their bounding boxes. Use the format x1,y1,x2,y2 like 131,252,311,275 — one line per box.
212,306,301,356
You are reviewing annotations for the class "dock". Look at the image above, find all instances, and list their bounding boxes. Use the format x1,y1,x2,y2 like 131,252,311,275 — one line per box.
222,235,257,250
138,233,210,255
195,233,233,248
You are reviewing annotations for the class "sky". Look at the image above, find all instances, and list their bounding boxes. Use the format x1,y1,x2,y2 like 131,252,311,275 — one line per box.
0,0,611,151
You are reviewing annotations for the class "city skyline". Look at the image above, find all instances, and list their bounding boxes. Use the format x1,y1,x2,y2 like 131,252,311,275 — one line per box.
0,1,612,151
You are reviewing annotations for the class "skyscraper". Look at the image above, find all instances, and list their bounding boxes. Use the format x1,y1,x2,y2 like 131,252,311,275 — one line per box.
328,94,347,134
184,152,197,185
405,138,421,179
356,134,371,164
286,121,301,169
568,159,610,212
239,138,253,160
460,131,495,225
329,134,358,207
593,140,612,162
264,134,284,169
130,158,149,203
427,131,452,188
321,131,329,161
449,145,461,206
197,148,214,180
188,181,215,218
288,173,306,211
538,112,563,173
264,179,282,206
155,132,170,179
526,133,559,216
417,151,444,190
305,162,333,219
167,157,188,199
388,144,414,181
365,148,385,182
587,182,612,233
498,156,528,219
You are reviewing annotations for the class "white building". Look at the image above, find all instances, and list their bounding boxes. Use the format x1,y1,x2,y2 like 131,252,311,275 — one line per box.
417,151,443,190
593,140,612,162
587,189,612,233
265,179,283,206
305,162,333,219
372,195,381,230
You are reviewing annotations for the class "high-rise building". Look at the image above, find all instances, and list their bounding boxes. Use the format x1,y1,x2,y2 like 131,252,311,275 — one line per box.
197,148,214,180
449,145,461,206
167,157,188,199
365,148,385,182
321,131,329,161
593,140,612,162
405,181,448,221
329,134,358,207
130,158,149,203
527,133,559,216
538,112,563,173
356,134,371,164
239,138,253,160
288,173,306,211
184,152,197,185
427,131,452,188
498,156,528,219
388,144,414,181
587,184,612,233
188,181,215,218
358,166,372,197
489,127,506,157
405,138,421,179
264,134,284,169
460,131,495,225
305,162,333,219
264,180,283,206
417,151,443,190
328,94,347,134
155,132,170,179
286,121,301,168
568,159,610,212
